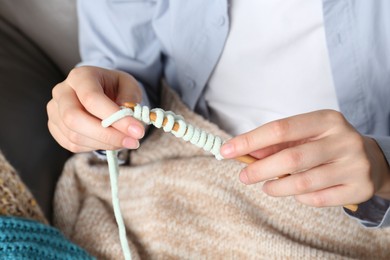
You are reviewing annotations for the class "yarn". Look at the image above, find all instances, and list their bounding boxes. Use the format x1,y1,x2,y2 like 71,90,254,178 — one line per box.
102,139,132,259
0,216,93,259
102,104,226,260
105,150,131,260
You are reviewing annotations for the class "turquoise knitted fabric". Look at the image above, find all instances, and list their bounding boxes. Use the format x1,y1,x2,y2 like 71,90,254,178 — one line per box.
0,216,94,260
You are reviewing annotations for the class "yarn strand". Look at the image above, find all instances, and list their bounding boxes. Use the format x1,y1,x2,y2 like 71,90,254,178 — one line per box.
101,103,233,259
105,150,131,260
101,104,227,259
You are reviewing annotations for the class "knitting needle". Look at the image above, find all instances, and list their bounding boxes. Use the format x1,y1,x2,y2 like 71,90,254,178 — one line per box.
122,102,358,212
122,102,255,163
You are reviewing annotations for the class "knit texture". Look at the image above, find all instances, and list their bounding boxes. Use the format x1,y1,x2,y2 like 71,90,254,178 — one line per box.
53,86,390,259
0,148,93,259
0,216,93,259
0,152,46,223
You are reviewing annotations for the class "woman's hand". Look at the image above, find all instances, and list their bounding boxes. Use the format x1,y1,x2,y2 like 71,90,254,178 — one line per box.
47,66,145,153
220,110,390,207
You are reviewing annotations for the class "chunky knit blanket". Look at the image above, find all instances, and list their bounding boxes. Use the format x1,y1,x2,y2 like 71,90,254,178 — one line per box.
0,216,93,260
0,152,45,223
0,152,93,259
53,87,390,259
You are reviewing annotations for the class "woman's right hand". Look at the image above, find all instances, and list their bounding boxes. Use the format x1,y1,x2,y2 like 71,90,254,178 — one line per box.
47,66,145,153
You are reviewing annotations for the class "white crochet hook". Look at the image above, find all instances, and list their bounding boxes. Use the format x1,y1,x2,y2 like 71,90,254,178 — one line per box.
122,102,358,212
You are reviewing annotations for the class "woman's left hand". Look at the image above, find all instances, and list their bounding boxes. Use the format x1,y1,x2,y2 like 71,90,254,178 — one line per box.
220,110,390,207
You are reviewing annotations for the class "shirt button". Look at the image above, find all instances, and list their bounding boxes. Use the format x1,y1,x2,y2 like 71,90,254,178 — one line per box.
216,16,225,26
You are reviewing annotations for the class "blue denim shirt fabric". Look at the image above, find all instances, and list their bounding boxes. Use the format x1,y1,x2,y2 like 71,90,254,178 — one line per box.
77,0,390,228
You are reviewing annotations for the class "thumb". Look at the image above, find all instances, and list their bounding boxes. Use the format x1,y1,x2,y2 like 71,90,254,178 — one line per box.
115,71,143,106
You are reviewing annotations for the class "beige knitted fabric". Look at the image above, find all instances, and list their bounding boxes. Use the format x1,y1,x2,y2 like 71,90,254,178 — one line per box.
0,151,46,223
53,87,390,259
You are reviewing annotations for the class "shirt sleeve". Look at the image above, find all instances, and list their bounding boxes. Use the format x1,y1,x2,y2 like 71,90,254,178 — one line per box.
344,135,390,228
344,196,390,228
76,0,162,107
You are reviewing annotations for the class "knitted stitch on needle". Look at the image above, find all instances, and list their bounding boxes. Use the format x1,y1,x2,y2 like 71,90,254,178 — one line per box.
102,104,225,160
101,104,226,260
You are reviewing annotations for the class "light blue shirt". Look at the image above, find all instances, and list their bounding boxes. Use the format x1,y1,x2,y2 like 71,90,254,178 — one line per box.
77,0,390,228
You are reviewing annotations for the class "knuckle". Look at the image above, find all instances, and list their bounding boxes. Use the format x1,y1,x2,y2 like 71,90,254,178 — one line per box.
67,142,83,153
81,91,101,108
349,132,365,150
62,108,79,130
294,173,312,193
310,193,327,208
68,67,86,79
46,100,54,115
263,181,277,196
245,167,260,184
322,109,345,124
240,134,256,151
359,185,375,202
67,69,81,85
68,131,82,145
67,66,99,87
62,109,77,129
81,92,95,108
271,120,290,142
285,149,304,170
51,84,61,100
363,184,375,200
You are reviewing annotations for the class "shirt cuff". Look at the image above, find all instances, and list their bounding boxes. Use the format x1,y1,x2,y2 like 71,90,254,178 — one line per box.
93,149,129,165
344,195,390,228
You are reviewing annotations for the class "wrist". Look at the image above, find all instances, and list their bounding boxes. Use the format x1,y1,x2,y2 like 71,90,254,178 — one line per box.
367,137,390,200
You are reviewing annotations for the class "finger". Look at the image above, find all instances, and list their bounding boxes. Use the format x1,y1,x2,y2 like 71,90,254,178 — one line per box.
48,121,96,153
65,67,145,138
221,110,343,158
114,70,143,105
239,137,337,184
249,143,288,160
262,163,345,197
48,106,127,152
51,84,136,150
51,116,129,151
249,140,305,160
57,87,140,149
294,185,362,208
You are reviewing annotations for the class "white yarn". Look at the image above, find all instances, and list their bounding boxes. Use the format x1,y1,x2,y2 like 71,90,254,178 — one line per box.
101,104,225,260
105,150,131,260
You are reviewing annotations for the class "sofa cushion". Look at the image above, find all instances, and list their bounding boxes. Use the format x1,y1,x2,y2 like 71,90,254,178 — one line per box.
0,17,71,218
0,0,80,73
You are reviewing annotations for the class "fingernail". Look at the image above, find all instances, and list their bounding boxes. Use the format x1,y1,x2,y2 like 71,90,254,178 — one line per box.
123,138,140,149
128,124,144,139
240,169,249,184
221,143,234,157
